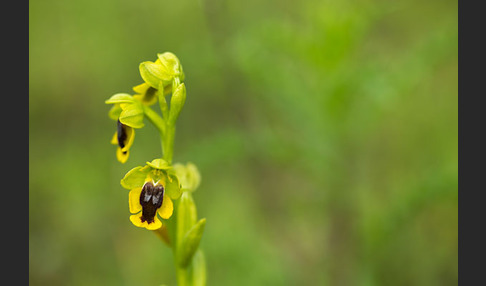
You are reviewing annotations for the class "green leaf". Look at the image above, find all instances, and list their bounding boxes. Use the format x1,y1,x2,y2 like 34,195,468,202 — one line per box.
120,166,151,189
119,101,144,128
189,250,206,286
178,218,206,268
105,93,134,104
139,61,170,89
168,83,186,126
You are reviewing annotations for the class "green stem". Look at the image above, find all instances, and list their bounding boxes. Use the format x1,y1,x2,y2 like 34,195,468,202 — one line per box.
142,104,174,161
176,267,190,286
142,105,166,135
162,125,175,164
146,82,203,286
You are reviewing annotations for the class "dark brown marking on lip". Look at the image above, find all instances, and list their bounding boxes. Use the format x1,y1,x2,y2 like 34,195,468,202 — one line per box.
139,181,164,223
117,120,127,149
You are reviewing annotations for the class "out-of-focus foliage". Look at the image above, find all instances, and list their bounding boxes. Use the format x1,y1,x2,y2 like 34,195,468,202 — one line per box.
29,0,457,285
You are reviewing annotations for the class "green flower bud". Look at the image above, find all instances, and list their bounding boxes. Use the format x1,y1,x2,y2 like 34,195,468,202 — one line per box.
139,53,185,95
176,192,198,252
168,82,186,126
178,218,206,268
173,162,201,192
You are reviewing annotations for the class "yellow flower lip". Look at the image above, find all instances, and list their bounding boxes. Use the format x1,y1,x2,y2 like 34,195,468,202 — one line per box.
111,120,135,163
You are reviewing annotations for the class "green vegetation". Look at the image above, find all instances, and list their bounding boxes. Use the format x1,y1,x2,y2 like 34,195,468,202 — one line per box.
29,0,457,285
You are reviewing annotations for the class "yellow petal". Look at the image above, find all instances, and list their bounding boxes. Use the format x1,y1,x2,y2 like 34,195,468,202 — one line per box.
116,148,129,163
133,83,150,94
144,92,158,106
129,212,145,228
129,212,162,230
121,127,135,152
111,132,118,145
133,94,143,101
146,216,163,230
157,195,173,219
128,188,143,214
133,92,157,106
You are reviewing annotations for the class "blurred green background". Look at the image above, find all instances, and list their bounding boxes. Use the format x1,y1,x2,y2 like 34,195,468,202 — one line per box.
29,0,457,285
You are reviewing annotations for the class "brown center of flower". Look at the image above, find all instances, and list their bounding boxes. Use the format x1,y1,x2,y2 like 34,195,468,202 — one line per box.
145,86,157,102
117,120,128,151
139,181,164,223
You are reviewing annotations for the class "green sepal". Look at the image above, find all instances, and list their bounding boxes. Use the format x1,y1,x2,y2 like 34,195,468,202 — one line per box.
120,165,151,189
178,218,206,268
108,104,122,120
179,66,185,82
168,82,186,126
173,162,201,192
146,158,171,170
105,93,134,104
165,173,182,200
139,61,170,89
158,81,169,122
119,100,144,128
157,52,183,78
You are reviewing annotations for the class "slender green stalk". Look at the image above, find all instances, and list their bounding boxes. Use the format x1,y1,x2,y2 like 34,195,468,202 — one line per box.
150,96,191,285
176,267,190,286
144,80,204,286
160,123,189,285
162,125,175,164
142,105,166,135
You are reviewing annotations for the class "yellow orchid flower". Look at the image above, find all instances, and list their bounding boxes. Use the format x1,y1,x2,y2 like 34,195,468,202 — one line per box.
121,159,182,230
105,94,146,163
129,180,173,230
